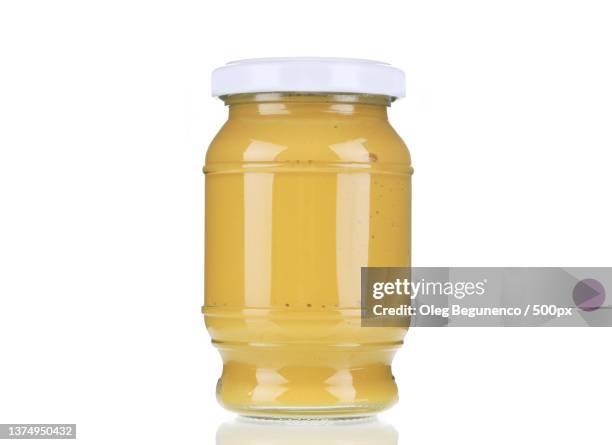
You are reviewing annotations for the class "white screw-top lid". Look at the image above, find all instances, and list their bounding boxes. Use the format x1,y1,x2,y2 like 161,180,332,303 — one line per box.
211,57,406,98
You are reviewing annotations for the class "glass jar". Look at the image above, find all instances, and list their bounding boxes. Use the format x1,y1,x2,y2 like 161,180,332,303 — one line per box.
204,58,412,418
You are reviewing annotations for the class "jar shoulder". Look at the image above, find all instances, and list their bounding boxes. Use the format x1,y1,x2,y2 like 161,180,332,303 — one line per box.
205,118,411,166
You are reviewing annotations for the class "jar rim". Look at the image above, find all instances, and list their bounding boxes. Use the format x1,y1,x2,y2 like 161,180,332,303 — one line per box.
222,92,394,107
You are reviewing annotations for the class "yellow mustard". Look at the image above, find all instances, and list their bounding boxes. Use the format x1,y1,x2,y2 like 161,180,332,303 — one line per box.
204,59,411,418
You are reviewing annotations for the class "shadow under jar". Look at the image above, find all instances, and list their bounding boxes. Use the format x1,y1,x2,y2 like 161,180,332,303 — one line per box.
203,58,412,418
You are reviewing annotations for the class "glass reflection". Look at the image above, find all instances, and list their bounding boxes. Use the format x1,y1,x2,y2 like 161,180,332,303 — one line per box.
216,416,398,445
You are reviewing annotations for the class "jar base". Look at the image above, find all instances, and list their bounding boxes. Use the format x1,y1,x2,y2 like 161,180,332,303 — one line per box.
221,402,395,420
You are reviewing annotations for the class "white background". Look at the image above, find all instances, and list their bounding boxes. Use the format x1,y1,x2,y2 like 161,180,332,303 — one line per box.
1,0,611,444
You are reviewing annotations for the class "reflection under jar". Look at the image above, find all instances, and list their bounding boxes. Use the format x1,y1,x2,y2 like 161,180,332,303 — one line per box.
216,416,398,445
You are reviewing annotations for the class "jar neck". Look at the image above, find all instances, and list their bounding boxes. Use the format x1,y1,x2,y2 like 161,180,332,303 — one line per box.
223,93,392,119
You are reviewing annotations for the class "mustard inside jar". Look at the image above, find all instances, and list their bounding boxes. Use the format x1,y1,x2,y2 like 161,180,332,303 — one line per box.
204,58,412,418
